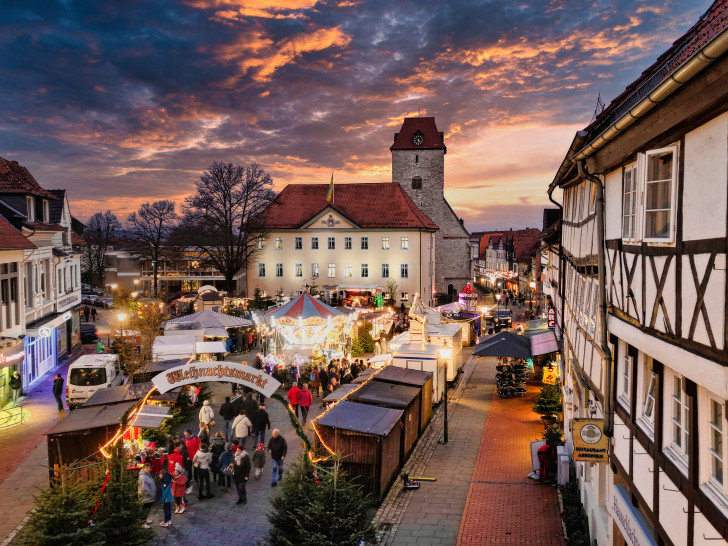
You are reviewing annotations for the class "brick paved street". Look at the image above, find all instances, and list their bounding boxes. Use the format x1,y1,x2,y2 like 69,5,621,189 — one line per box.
457,380,564,545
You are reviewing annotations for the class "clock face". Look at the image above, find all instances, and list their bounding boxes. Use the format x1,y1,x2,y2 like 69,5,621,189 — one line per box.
412,133,424,146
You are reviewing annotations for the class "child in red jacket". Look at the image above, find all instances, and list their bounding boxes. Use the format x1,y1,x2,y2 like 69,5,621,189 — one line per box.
171,465,187,514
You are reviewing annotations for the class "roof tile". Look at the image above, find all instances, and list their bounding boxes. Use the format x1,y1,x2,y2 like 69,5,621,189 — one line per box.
0,157,56,199
0,215,34,250
390,117,446,152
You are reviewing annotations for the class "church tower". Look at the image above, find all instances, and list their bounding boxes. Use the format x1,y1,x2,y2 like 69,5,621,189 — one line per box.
391,117,471,300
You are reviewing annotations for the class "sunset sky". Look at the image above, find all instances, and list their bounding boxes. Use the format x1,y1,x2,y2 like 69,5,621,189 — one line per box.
0,0,710,231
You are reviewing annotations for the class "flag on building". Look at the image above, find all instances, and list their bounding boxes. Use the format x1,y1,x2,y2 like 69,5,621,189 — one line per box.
326,172,334,202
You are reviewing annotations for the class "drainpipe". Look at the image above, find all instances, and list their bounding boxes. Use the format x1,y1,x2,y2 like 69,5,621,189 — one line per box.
576,160,614,437
546,189,566,340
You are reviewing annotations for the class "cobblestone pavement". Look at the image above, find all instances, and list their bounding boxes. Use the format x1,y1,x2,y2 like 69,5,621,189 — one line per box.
456,380,564,545
373,348,492,546
146,352,326,546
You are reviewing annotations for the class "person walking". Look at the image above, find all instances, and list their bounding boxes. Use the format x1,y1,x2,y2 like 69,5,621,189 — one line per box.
171,464,187,514
198,399,214,427
192,443,214,500
267,429,287,487
309,366,320,398
9,371,21,406
182,429,200,489
232,410,252,448
243,393,259,424
217,442,234,493
252,443,266,480
198,421,211,445
231,447,251,505
83,306,90,322
251,404,270,446
91,307,97,321
287,383,300,418
210,432,226,487
219,396,236,441
159,470,174,528
137,463,156,529
298,383,313,425
52,374,64,412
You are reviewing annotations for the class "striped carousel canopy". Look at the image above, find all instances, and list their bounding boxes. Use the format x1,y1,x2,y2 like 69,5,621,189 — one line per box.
265,293,344,325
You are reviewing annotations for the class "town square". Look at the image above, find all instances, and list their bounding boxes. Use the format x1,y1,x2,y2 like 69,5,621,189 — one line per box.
0,1,727,545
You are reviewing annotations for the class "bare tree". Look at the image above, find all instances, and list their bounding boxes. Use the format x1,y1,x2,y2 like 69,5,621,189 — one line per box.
126,200,178,297
183,162,275,294
83,211,121,286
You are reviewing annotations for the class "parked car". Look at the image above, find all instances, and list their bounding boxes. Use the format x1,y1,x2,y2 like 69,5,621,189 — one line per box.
86,295,99,305
80,323,98,344
97,296,114,308
494,309,513,328
66,354,128,409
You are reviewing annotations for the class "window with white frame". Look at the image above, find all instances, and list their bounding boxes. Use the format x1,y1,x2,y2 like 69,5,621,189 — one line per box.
258,263,265,277
275,237,283,250
344,264,353,278
42,200,49,223
328,237,335,250
401,292,409,300
618,350,632,411
361,264,368,278
311,237,319,250
327,263,335,278
401,237,409,250
382,263,389,278
311,263,319,278
26,196,34,221
360,237,368,250
578,185,585,220
344,237,352,250
258,237,265,250
294,237,302,250
668,374,689,463
636,357,656,437
400,263,408,278
622,163,638,240
643,146,677,242
709,398,724,486
381,237,390,250
275,263,283,277
295,263,303,277
588,182,596,214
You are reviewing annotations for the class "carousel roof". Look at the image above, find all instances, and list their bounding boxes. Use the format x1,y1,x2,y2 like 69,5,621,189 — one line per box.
265,292,343,321
164,310,252,329
459,283,476,295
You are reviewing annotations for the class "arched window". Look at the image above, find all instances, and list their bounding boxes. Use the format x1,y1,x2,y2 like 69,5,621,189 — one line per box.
412,177,422,189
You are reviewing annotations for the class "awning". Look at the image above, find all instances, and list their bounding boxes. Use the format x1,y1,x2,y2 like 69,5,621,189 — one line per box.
530,331,559,356
26,311,73,337
129,404,171,428
473,331,531,358
336,284,379,291
196,341,227,354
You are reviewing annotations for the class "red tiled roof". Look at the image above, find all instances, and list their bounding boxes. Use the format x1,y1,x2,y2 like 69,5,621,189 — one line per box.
261,183,438,230
24,221,65,232
0,215,34,250
71,231,85,245
0,157,56,199
390,117,446,152
512,228,541,262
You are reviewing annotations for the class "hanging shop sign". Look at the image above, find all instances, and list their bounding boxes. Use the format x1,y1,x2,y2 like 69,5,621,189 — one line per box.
547,307,556,329
613,485,657,546
542,364,560,385
572,419,608,462
152,361,280,398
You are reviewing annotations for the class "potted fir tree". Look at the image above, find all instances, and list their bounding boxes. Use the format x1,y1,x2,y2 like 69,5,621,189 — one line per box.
533,384,562,426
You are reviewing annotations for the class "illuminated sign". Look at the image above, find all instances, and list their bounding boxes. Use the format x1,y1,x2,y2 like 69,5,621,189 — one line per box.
152,362,280,398
547,307,556,329
62,311,72,321
572,419,608,462
38,326,52,338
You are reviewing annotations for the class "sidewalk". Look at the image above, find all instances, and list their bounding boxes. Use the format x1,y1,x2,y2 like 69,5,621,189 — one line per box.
457,380,564,545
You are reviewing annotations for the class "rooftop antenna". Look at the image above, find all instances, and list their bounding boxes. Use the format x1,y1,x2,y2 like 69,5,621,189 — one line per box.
590,93,605,123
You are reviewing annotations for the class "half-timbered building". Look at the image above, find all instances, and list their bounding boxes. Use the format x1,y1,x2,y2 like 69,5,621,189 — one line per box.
546,2,728,543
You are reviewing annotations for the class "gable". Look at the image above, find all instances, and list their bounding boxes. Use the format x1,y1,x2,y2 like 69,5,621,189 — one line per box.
302,207,358,230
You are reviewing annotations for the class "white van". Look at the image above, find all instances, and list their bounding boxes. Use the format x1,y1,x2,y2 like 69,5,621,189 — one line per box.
66,354,128,409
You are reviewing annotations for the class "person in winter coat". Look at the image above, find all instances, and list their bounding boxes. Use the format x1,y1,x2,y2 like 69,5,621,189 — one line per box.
210,432,226,486
192,443,214,500
251,443,266,480
308,367,320,398
218,442,234,492
298,384,313,425
219,396,236,440
9,371,21,406
171,465,187,513
181,429,200,488
251,405,271,446
52,374,64,411
231,447,251,504
243,393,259,423
198,400,214,426
138,463,157,529
159,471,174,527
340,367,353,385
167,443,184,475
232,410,252,447
267,429,287,487
287,383,300,418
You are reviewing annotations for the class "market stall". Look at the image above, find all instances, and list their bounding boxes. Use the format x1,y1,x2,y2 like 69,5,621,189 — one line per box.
392,343,445,404
322,383,359,407
373,366,433,434
314,400,403,501
348,381,422,464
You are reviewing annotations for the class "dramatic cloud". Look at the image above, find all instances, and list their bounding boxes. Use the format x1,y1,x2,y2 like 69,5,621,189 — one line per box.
0,0,710,231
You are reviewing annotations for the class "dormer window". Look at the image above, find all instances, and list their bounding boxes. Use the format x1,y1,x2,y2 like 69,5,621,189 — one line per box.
26,196,34,221
412,177,422,190
42,200,49,223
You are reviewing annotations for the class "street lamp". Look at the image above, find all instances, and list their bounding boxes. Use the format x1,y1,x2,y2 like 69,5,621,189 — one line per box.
116,312,127,342
439,341,452,444
131,291,138,299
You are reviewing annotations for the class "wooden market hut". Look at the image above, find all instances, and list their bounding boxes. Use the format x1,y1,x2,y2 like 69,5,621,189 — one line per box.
314,401,403,501
372,366,433,434
347,381,421,464
322,383,358,407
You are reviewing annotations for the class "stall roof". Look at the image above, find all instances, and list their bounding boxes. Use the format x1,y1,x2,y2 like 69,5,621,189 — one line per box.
352,375,370,384
316,400,403,436
146,358,189,373
129,404,171,428
46,401,137,435
203,328,229,339
524,318,550,336
84,382,157,407
323,383,358,403
428,323,462,337
164,309,252,329
196,341,227,354
348,381,420,408
530,331,559,356
373,366,432,387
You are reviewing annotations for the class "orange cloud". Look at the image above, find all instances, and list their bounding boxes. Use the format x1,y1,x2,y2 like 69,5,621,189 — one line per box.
185,0,317,19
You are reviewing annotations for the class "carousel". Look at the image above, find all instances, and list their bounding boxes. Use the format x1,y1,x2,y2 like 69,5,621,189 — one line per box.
263,292,353,361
